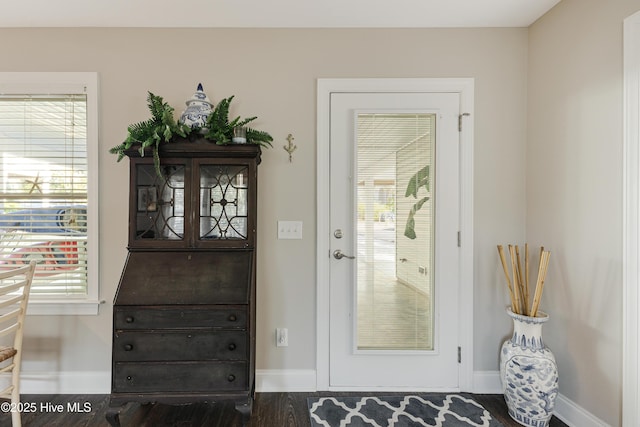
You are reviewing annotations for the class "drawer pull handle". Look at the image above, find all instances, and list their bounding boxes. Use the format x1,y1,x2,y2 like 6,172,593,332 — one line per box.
228,314,237,322
125,316,134,323
124,344,133,351
228,343,237,351
126,376,133,381
227,374,236,382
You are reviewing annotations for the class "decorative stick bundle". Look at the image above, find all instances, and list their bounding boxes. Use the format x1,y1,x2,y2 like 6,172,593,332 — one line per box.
497,244,550,317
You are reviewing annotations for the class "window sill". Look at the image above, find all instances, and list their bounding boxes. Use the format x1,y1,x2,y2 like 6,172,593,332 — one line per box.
26,299,103,315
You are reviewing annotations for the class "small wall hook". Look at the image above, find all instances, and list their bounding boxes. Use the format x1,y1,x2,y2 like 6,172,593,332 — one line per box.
283,133,297,162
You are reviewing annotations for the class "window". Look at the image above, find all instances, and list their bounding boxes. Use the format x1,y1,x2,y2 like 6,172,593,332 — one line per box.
0,73,99,315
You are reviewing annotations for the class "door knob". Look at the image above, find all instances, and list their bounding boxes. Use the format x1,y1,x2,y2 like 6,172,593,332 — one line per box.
333,250,356,260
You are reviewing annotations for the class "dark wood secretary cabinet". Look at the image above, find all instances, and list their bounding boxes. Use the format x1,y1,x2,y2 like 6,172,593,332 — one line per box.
106,140,260,427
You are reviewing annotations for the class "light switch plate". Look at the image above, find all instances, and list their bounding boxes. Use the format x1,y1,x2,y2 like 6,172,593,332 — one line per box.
278,220,303,239
276,328,288,347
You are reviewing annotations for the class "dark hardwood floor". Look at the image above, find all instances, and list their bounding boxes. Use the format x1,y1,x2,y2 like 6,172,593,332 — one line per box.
0,393,568,427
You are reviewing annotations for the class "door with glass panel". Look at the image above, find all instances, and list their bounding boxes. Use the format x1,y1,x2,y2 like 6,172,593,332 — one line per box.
329,92,460,388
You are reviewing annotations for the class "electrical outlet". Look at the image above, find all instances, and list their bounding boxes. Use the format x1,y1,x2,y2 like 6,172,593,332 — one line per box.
277,221,303,240
276,328,288,347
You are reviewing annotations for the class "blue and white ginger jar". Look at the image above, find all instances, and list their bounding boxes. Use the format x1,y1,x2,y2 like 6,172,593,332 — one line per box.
500,308,559,427
179,83,213,133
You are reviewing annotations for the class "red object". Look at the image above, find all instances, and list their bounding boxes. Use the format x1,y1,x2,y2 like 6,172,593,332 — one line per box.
0,241,79,276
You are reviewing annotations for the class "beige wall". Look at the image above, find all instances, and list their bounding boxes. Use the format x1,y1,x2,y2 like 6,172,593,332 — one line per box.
0,27,528,387
3,2,638,421
528,0,640,425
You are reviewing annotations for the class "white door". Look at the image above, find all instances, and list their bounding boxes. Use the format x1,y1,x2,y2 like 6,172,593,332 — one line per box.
329,91,460,389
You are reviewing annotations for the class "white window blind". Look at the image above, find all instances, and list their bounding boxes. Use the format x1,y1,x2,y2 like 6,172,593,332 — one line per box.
356,113,435,350
0,94,89,297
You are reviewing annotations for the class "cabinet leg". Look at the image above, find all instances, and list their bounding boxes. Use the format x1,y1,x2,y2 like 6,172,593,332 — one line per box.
105,406,122,427
235,399,253,427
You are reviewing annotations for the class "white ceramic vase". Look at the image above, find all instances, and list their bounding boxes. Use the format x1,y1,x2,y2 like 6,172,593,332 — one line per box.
500,308,559,427
179,83,213,132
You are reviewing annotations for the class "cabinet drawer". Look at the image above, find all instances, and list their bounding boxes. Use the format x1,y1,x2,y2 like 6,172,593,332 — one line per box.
114,306,247,330
113,330,247,361
113,361,248,393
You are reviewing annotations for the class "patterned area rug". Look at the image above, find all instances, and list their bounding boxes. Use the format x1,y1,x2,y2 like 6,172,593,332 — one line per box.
307,394,504,427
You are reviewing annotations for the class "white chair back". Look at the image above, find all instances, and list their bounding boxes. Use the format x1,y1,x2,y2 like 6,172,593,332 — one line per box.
0,260,36,427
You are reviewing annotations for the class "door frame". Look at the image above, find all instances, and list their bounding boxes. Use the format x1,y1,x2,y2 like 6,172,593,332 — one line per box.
623,10,640,427
316,78,475,391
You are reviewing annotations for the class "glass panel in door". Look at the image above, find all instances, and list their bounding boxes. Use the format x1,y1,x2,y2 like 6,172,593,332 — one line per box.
199,164,249,240
356,113,435,351
134,164,185,241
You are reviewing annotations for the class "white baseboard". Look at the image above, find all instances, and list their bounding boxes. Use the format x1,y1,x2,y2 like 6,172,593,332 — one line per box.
255,369,317,392
472,370,503,393
13,368,610,426
553,394,610,427
18,371,110,394
16,370,318,395
472,370,609,427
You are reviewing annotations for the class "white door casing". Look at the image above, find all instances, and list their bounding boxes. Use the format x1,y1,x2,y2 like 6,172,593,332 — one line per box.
623,10,640,427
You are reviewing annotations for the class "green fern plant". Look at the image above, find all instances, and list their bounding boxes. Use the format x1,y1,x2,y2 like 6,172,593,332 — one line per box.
245,128,274,148
204,96,273,148
109,92,190,176
111,91,273,176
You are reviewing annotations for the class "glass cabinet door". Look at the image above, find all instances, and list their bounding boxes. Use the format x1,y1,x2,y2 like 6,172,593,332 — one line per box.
133,162,186,245
129,156,256,249
198,163,253,246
